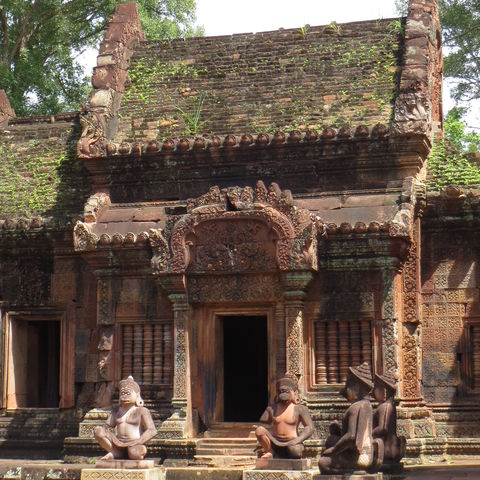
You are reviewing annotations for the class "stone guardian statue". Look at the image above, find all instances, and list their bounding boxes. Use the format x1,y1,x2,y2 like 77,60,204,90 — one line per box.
94,376,157,462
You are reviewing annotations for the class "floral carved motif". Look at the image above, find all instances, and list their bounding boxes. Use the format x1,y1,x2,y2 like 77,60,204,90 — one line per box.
187,274,282,303
155,181,322,276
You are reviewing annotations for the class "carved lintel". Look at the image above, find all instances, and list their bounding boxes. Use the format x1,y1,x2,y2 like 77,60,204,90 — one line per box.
166,183,318,275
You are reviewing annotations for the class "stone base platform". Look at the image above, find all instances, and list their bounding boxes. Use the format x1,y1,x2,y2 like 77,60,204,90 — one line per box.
81,468,163,480
244,471,383,480
243,469,318,480
255,459,312,471
95,460,155,469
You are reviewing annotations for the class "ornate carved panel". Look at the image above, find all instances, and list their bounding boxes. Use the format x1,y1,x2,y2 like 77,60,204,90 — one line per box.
187,219,276,274
187,274,282,304
150,182,323,276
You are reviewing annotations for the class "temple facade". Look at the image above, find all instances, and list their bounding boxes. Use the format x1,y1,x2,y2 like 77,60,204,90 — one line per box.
1,0,478,465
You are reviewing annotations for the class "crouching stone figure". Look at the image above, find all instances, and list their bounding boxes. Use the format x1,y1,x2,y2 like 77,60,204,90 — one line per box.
94,376,157,461
318,362,378,474
255,375,314,459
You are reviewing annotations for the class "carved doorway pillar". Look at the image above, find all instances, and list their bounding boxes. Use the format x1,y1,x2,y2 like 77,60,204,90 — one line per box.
282,271,313,395
156,274,193,438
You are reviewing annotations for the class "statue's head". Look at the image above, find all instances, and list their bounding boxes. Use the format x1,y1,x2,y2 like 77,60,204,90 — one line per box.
118,376,144,407
275,374,300,404
341,362,373,402
373,371,397,402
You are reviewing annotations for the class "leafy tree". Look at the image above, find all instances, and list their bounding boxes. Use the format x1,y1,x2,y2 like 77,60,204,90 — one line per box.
0,0,202,116
394,0,408,16
440,0,480,103
444,106,480,153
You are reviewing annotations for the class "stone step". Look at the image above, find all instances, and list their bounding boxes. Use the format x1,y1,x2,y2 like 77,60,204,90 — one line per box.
199,438,258,446
204,423,256,438
190,454,257,468
196,447,257,456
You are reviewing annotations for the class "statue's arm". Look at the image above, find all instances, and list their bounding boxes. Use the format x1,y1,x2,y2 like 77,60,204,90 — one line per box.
287,405,314,446
372,404,390,438
134,408,157,445
259,406,273,424
107,410,116,428
324,407,357,455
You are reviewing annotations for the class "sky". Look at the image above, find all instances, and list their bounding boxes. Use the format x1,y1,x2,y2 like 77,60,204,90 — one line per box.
195,0,398,36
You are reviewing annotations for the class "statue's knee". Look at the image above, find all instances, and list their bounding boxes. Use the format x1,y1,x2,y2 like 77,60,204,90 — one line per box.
288,444,303,459
255,426,267,438
128,445,147,460
318,456,331,470
94,426,106,439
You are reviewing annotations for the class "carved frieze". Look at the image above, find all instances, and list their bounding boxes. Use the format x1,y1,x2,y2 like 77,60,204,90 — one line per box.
186,274,282,304
150,181,322,276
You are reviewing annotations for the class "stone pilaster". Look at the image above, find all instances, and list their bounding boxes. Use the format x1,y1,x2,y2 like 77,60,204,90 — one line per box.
399,219,423,404
381,269,400,377
282,271,313,395
157,275,192,438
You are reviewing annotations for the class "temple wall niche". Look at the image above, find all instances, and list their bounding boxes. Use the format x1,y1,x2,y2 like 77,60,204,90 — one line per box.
114,277,174,402
304,270,382,392
421,229,480,405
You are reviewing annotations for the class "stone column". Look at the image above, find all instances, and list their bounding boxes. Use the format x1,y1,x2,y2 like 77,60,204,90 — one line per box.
282,271,313,395
157,275,192,438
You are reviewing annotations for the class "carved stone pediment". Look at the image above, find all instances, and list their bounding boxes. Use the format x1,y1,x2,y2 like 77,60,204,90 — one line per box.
150,181,323,275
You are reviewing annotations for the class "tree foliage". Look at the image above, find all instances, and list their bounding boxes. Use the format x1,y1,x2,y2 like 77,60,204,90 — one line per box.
440,0,480,103
0,0,202,116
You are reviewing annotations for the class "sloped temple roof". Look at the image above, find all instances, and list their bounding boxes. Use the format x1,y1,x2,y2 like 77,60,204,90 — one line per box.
116,18,404,142
0,0,442,236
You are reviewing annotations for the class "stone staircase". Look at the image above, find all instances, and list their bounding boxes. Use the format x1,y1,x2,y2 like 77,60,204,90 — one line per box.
191,423,259,468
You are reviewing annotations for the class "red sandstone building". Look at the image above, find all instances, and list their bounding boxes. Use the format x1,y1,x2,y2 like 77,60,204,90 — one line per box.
0,0,475,465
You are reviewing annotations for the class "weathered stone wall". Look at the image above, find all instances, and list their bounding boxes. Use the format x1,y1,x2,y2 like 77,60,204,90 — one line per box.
421,226,479,405
117,18,404,142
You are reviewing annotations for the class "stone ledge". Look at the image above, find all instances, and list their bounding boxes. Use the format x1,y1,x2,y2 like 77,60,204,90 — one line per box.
81,468,163,480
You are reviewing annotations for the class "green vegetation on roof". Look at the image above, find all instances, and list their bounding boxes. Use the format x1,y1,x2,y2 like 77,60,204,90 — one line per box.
117,18,404,142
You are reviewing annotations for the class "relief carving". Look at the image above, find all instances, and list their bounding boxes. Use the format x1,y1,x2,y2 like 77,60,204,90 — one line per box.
187,274,282,304
153,182,322,277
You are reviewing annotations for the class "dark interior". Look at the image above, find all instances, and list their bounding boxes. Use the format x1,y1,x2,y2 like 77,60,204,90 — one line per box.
27,320,60,407
223,315,268,422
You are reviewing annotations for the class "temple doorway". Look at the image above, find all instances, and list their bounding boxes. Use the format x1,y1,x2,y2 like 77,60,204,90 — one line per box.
5,318,60,408
222,315,268,422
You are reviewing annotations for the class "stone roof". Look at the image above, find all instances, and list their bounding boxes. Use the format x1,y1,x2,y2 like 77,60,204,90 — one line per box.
115,18,404,142
0,0,442,227
0,113,90,224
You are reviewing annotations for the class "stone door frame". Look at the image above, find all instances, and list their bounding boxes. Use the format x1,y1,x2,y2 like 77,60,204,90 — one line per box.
193,304,277,427
1,308,74,409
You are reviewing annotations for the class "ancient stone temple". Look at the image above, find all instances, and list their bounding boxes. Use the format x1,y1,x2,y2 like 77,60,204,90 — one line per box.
2,0,477,467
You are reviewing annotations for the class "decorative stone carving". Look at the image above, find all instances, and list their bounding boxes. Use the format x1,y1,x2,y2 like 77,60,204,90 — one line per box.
84,193,111,223
152,182,322,277
74,221,99,251
187,274,282,304
318,363,381,474
255,375,314,459
94,376,157,462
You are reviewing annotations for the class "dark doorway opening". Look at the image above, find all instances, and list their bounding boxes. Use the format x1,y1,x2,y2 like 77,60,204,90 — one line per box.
223,316,268,422
26,320,60,407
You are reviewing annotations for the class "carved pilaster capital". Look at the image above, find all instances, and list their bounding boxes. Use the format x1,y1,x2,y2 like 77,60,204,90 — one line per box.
157,274,186,296
282,271,314,301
